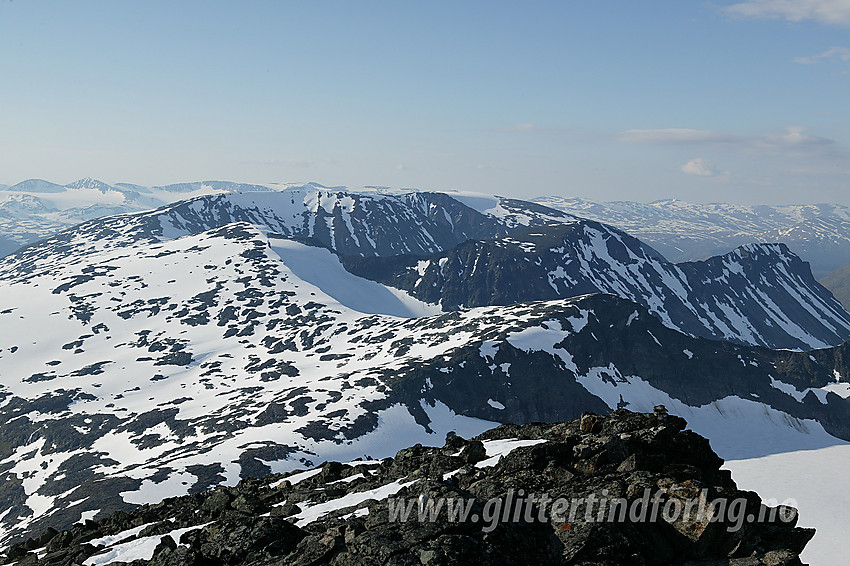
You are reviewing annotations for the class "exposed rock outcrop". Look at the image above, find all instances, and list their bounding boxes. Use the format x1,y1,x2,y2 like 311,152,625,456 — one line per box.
2,410,814,566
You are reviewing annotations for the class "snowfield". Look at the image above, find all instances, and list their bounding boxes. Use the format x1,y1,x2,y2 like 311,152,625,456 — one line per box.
725,445,850,566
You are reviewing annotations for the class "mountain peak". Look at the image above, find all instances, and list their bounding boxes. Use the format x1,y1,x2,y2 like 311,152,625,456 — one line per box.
65,177,115,192
6,179,66,193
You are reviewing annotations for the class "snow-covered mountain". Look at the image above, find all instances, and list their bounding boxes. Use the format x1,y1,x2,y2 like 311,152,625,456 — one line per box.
6,179,67,193
2,188,572,284
0,178,307,258
342,221,850,350
2,189,850,547
7,188,847,350
533,196,850,278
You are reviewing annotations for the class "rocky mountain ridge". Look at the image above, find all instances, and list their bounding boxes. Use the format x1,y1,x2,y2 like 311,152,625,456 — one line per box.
340,221,850,350
1,410,814,566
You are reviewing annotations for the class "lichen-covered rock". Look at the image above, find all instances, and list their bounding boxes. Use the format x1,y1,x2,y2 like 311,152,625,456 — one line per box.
1,410,815,566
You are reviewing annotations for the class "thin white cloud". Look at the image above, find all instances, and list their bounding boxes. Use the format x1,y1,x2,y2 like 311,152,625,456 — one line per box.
619,126,835,152
617,128,740,144
725,0,850,26
681,158,715,176
793,46,850,71
794,46,850,63
758,126,834,147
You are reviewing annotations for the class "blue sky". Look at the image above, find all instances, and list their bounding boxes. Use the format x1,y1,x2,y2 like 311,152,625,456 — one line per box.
1,0,848,204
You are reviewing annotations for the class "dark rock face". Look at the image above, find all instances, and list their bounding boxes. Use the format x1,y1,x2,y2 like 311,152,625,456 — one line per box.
156,191,515,259
2,410,814,566
0,190,523,282
341,222,850,350
382,294,850,442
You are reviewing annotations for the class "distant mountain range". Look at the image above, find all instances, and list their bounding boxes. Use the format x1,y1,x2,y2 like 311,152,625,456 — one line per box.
1,186,850,547
0,178,301,257
5,179,850,279
533,196,850,279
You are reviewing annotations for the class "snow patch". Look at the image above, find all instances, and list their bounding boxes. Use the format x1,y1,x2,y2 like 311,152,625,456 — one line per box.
270,239,439,317
475,438,548,468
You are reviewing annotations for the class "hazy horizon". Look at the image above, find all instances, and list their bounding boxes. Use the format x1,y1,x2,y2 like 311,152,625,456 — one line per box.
3,175,850,208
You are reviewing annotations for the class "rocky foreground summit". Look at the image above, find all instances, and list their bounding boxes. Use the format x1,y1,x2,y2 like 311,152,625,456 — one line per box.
3,409,813,566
